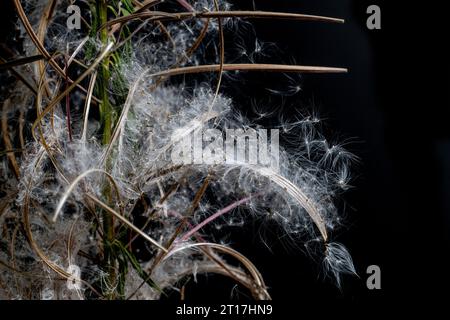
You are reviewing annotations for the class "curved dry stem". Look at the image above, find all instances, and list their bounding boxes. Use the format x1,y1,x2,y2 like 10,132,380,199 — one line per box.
67,37,90,67
35,50,70,184
257,167,328,241
31,42,114,145
149,18,211,90
209,0,225,113
13,0,99,102
181,195,255,241
163,242,270,299
22,149,102,297
146,175,212,273
85,194,167,253
0,56,38,95
36,0,57,99
10,223,21,294
0,55,45,69
52,168,123,222
1,100,20,178
81,72,97,142
151,63,347,79
67,216,79,265
18,110,25,149
143,161,328,241
151,260,268,300
101,10,344,31
138,111,220,183
101,69,149,164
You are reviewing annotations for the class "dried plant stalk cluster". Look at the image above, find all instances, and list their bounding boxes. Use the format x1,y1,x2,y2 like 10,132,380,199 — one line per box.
0,0,356,300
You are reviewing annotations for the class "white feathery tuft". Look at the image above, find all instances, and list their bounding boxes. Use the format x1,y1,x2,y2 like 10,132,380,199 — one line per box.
323,242,357,288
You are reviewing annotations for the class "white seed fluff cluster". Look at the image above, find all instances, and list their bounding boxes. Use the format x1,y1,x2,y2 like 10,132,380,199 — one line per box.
0,0,356,299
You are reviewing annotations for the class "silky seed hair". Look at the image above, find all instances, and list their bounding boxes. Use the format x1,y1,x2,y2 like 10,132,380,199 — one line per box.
0,0,356,299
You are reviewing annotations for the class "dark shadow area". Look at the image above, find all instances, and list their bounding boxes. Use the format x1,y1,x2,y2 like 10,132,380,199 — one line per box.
1,0,449,307
212,0,450,304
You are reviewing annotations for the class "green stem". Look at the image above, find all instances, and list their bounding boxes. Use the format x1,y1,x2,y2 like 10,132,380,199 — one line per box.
99,0,112,145
98,0,116,299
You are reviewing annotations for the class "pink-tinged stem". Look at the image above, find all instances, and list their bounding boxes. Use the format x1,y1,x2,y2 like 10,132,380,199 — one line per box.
181,195,256,241
177,0,194,12
65,55,73,142
167,210,207,243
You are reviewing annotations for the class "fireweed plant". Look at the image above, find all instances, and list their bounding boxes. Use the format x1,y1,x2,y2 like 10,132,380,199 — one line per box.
0,0,357,300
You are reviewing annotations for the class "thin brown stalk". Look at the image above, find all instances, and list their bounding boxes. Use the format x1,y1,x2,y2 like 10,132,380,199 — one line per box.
31,42,114,145
0,56,38,95
86,194,168,252
149,19,211,90
13,0,100,103
163,242,270,299
1,100,20,178
81,72,97,142
22,150,102,297
101,10,344,30
133,0,164,12
18,110,25,150
101,69,148,164
150,63,347,81
52,168,124,223
67,217,79,265
10,223,21,293
37,0,57,99
0,149,23,158
35,52,72,185
210,0,225,112
0,55,45,69
127,182,180,247
64,55,73,142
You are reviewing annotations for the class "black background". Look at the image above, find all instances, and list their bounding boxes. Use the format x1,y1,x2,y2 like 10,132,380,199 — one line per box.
1,0,449,308
239,0,450,305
